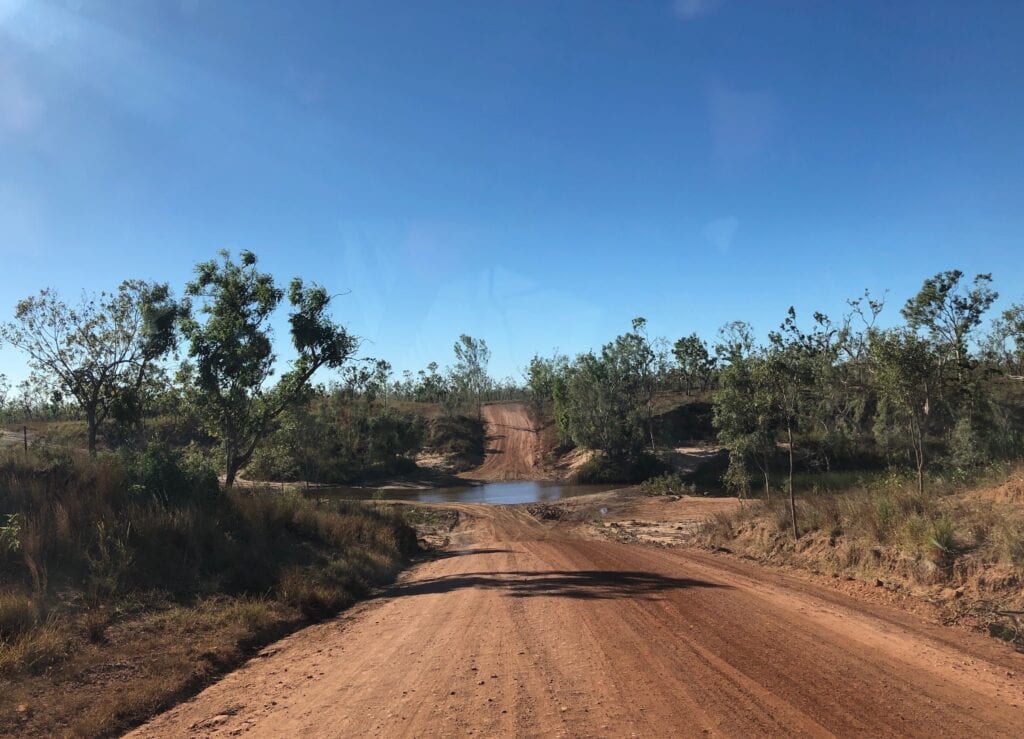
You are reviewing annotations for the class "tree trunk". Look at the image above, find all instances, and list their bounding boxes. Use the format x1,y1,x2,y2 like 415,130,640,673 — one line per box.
912,418,925,495
224,441,237,490
85,408,98,456
788,422,798,540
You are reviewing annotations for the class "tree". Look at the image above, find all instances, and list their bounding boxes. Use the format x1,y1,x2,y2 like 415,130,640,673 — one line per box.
901,270,997,374
713,322,777,499
613,318,658,450
672,333,716,395
450,335,491,417
869,329,936,494
0,373,8,421
763,308,820,539
989,303,1024,378
180,250,354,488
0,281,180,453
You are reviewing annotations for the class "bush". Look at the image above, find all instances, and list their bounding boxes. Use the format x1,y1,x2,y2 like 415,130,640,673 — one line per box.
573,453,666,484
124,443,219,506
639,472,695,496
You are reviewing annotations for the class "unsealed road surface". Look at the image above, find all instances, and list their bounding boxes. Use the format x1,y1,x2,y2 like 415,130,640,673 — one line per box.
132,504,1024,738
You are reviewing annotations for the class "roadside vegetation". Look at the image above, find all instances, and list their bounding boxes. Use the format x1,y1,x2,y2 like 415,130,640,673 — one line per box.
0,447,415,737
698,465,1024,647
0,250,497,737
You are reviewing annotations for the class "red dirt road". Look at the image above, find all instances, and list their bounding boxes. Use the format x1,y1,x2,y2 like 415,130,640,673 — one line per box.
463,403,544,481
131,504,1024,738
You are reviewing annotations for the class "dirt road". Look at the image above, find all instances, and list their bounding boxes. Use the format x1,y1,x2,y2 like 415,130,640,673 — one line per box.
463,403,543,481
133,503,1024,738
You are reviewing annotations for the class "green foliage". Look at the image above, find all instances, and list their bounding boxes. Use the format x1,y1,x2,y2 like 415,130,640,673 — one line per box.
1,512,23,553
447,335,492,416
901,270,997,368
248,391,425,484
122,443,219,506
672,334,716,395
638,472,696,496
553,320,657,468
180,250,355,487
713,322,776,497
0,281,182,453
870,329,936,490
572,452,664,484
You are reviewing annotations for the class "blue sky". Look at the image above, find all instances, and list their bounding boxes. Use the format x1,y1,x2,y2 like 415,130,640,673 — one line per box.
1,0,1022,384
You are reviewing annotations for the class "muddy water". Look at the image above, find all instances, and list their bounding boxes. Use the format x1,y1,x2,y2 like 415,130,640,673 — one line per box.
316,481,617,505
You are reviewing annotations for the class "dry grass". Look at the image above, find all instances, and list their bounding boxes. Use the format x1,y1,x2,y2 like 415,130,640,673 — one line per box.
0,592,38,640
0,449,418,737
698,465,1024,647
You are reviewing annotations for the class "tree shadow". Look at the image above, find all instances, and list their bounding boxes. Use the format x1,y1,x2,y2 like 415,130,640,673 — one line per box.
384,569,726,600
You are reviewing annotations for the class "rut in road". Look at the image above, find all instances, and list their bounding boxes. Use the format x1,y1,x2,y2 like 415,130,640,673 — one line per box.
132,503,1024,738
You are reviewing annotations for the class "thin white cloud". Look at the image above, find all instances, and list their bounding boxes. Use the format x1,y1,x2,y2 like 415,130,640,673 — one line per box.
671,0,724,21
703,216,739,254
0,63,42,134
709,81,781,175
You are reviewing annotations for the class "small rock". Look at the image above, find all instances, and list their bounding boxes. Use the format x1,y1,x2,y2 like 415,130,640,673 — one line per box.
874,578,884,587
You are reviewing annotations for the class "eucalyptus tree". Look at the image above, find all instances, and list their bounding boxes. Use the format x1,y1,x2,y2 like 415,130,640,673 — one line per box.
990,303,1024,378
763,308,824,538
869,329,937,494
180,250,355,488
0,281,180,453
672,333,716,395
450,335,491,417
901,270,996,380
713,321,775,499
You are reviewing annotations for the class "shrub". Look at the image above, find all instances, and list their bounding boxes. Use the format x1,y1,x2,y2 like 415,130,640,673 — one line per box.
638,472,695,496
573,453,666,484
124,443,219,506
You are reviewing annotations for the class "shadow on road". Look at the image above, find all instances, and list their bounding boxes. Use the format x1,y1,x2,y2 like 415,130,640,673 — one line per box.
384,569,726,600
425,548,519,560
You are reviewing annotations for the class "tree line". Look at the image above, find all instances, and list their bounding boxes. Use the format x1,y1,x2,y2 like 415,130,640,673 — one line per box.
527,270,1024,503
3,260,1023,500
0,250,509,487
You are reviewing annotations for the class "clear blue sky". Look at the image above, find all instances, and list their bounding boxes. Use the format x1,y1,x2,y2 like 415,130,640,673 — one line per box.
1,0,1022,384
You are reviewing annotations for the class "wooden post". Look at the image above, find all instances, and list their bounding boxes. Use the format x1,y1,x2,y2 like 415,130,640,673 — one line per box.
23,425,28,457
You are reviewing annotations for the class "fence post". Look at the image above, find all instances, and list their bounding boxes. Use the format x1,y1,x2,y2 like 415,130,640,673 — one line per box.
23,425,28,457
